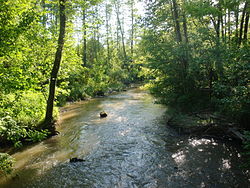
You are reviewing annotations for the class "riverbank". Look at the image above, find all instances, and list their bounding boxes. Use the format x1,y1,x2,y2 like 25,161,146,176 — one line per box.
59,83,142,114
166,109,247,144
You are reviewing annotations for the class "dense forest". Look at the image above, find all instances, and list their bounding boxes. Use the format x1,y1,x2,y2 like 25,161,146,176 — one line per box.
0,0,249,176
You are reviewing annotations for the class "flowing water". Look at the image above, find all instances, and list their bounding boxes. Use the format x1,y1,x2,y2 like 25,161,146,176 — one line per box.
0,88,249,188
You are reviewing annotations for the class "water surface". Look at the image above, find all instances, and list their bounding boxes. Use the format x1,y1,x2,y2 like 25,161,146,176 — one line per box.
0,89,249,187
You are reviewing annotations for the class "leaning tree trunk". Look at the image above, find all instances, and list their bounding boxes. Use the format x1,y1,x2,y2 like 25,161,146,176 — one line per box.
44,0,66,133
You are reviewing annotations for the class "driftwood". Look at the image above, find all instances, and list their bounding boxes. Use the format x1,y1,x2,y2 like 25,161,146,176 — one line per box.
228,128,246,142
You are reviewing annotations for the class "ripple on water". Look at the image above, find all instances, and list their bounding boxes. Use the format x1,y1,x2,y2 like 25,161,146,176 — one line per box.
0,89,249,188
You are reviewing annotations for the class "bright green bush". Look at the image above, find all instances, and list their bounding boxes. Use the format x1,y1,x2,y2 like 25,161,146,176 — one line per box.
0,91,54,147
0,116,50,147
0,116,27,147
12,91,47,126
0,153,15,175
0,91,47,126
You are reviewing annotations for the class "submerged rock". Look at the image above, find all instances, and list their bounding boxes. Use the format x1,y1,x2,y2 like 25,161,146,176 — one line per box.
100,111,108,118
69,158,85,163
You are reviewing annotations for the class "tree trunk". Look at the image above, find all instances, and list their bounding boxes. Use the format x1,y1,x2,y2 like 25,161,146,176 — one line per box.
105,4,110,64
235,5,239,40
238,2,248,46
44,0,66,133
116,20,120,50
115,2,127,60
228,9,231,41
217,8,221,39
182,8,188,44
182,1,188,70
221,14,224,40
130,0,134,58
82,8,87,66
93,6,99,62
172,0,182,43
210,16,219,38
243,11,249,41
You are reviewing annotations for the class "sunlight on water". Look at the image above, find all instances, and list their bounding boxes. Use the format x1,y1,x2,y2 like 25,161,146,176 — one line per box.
0,88,249,188
119,128,131,136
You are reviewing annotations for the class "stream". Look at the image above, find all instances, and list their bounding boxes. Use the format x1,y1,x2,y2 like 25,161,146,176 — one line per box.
0,88,249,188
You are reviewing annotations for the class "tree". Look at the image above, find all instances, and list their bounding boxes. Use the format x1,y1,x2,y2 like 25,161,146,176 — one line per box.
140,0,249,127
44,0,67,133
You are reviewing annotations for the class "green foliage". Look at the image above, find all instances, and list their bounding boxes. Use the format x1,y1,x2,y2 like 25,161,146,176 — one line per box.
213,46,250,127
0,116,50,147
140,0,249,125
0,0,39,56
0,91,47,126
185,0,220,18
26,129,49,143
13,92,47,126
0,91,51,147
0,153,15,176
0,116,26,147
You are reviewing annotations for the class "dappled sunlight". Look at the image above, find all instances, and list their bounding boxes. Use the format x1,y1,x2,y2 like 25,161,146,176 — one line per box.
113,116,128,123
221,159,231,170
172,150,186,165
188,138,218,147
119,128,131,136
200,182,206,188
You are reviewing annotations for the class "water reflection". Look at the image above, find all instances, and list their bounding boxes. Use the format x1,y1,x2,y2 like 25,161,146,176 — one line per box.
0,88,249,188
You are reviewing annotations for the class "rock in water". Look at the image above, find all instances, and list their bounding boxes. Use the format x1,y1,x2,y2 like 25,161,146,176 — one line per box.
70,158,84,163
100,111,107,118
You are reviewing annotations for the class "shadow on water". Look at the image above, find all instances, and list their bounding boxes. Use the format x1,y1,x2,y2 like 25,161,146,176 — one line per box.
0,88,249,188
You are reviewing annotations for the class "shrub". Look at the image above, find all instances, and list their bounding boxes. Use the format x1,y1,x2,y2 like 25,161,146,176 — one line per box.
0,153,15,176
0,116,50,147
12,91,46,127
0,116,27,147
